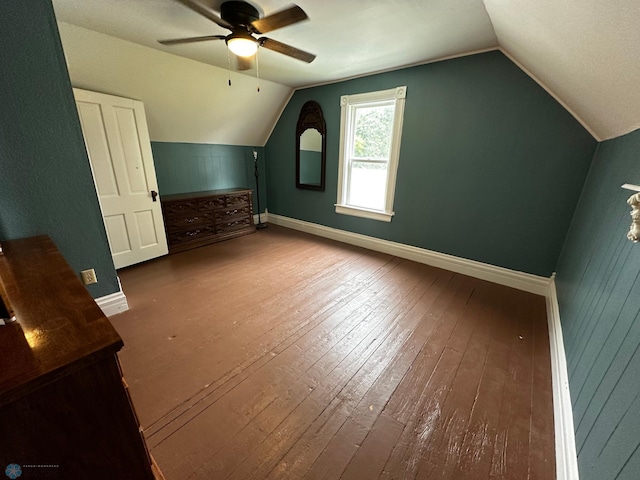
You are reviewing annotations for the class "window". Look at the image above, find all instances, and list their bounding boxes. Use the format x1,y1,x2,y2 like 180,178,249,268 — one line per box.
336,86,407,222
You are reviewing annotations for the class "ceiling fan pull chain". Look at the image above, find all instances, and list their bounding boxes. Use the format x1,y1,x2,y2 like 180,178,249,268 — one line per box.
256,48,261,93
227,47,232,86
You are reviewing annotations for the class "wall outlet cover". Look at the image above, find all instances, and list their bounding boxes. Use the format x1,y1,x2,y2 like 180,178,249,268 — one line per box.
81,269,97,285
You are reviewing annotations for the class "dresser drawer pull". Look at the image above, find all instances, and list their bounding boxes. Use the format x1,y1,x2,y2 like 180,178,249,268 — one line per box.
226,209,238,215
185,217,198,223
186,230,201,236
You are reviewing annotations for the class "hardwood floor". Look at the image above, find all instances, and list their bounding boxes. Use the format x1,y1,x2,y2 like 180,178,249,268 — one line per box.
111,225,555,479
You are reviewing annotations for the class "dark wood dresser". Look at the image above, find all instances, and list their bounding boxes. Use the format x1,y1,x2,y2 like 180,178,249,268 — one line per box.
0,236,160,479
161,188,256,254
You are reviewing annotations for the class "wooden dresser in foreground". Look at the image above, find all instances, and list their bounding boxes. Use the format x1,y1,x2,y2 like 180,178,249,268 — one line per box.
0,236,161,480
161,188,256,254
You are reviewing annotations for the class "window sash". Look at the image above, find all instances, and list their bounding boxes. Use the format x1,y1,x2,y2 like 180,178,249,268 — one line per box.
336,86,407,222
347,101,395,162
349,160,389,167
345,159,389,210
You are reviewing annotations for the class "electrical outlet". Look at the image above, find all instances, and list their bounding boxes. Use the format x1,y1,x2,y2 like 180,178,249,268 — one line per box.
81,269,97,285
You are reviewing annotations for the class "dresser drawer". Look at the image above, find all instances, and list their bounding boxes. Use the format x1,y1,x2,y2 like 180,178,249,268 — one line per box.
163,201,197,216
167,225,216,245
216,216,253,234
213,205,252,224
196,194,249,210
225,193,250,208
165,212,212,231
198,197,226,211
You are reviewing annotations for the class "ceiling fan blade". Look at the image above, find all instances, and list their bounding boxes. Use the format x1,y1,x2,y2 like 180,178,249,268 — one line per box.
251,4,308,34
174,0,232,30
259,37,316,63
158,34,226,46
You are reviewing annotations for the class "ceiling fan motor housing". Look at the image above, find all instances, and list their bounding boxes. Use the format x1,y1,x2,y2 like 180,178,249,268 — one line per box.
221,1,260,28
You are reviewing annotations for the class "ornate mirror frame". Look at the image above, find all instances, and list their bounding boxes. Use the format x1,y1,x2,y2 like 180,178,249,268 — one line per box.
296,101,327,191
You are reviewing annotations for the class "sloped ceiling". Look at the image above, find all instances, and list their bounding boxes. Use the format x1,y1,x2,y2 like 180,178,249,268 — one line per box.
52,0,640,141
484,0,640,140
57,22,292,146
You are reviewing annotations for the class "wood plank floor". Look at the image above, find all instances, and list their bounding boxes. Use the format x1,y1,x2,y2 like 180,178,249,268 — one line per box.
111,225,555,480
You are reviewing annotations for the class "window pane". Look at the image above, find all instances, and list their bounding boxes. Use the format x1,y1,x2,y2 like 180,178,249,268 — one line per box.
348,161,388,210
352,104,395,159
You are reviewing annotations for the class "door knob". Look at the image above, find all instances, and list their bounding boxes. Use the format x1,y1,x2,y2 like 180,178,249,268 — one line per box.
151,190,158,202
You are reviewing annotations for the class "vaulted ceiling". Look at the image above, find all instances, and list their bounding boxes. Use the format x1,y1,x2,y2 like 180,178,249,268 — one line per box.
52,0,639,141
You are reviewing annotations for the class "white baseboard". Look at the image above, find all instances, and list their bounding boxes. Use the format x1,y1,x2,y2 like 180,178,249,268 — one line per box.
267,213,551,296
95,289,129,317
546,277,579,480
253,209,269,226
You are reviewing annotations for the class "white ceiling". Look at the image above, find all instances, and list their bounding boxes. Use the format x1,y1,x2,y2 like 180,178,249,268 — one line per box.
52,0,640,141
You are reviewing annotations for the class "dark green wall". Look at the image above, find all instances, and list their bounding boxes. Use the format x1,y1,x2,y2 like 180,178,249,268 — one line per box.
0,0,118,298
265,51,597,277
556,128,640,480
152,142,267,213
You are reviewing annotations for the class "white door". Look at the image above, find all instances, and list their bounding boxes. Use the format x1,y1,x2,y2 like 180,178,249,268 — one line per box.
74,88,168,269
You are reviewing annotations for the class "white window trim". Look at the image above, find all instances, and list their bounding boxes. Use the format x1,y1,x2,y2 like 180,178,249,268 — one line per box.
336,86,407,222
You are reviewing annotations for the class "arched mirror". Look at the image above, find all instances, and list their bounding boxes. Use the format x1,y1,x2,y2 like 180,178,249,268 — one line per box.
296,101,326,191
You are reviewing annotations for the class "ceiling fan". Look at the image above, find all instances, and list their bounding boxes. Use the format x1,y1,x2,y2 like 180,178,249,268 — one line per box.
158,0,316,66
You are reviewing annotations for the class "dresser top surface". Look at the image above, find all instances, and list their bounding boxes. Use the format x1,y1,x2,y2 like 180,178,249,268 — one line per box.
0,236,122,403
161,188,252,203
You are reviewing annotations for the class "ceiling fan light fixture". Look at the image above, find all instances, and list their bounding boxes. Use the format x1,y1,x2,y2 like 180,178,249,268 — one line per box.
227,35,258,57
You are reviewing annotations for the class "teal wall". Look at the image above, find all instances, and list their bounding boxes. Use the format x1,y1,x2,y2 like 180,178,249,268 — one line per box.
152,142,267,212
0,0,118,298
265,51,597,277
556,128,640,480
